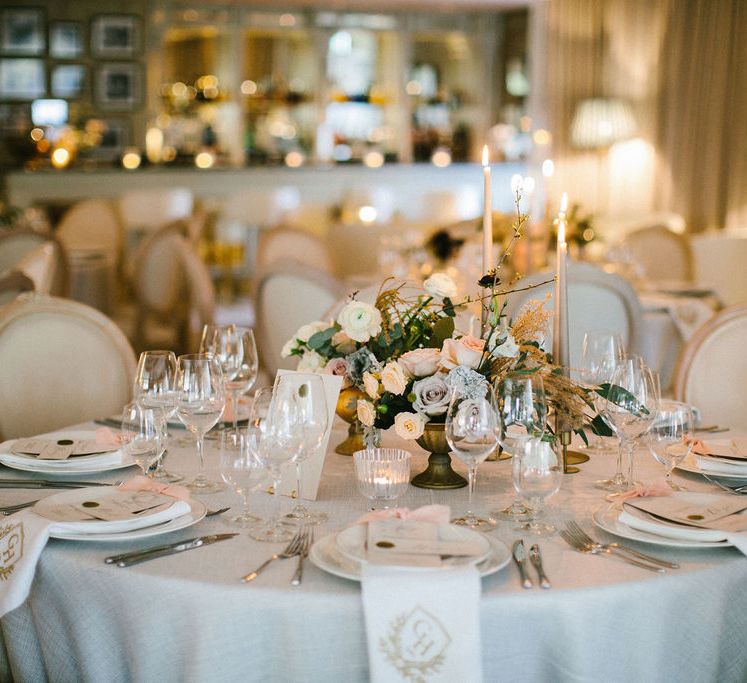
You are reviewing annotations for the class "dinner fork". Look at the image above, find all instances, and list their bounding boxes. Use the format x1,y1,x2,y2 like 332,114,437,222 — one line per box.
241,528,306,583
560,530,665,572
702,474,747,495
566,522,678,569
290,526,313,587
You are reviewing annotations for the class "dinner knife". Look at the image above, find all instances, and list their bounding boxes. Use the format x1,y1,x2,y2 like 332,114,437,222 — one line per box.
0,479,110,489
511,539,533,589
105,533,237,567
529,544,551,589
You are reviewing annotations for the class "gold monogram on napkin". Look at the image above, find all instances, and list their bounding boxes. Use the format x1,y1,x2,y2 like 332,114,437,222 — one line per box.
624,495,747,532
10,438,119,460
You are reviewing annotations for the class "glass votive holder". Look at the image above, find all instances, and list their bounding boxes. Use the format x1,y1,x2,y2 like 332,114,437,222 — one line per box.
353,448,411,509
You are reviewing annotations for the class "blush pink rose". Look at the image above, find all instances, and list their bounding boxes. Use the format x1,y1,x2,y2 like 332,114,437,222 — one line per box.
398,348,441,377
324,357,351,388
440,335,486,370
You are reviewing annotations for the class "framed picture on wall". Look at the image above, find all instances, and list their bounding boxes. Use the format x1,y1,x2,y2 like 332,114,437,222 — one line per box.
49,21,84,59
91,15,140,59
87,118,130,160
51,64,87,99
95,62,141,110
1,7,45,56
0,58,45,99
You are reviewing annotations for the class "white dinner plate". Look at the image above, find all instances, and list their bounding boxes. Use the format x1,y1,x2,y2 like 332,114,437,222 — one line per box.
310,532,511,582
593,505,732,549
336,523,492,568
0,431,137,475
676,450,747,481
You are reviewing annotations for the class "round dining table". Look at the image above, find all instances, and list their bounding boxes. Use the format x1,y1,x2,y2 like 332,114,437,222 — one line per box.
1,420,746,683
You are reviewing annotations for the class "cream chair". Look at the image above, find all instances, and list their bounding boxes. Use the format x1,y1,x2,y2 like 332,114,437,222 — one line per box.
14,242,57,295
255,261,344,378
622,225,693,284
0,271,34,306
501,261,643,372
118,188,194,232
673,305,747,429
0,230,69,296
0,295,137,439
256,227,333,273
691,232,747,307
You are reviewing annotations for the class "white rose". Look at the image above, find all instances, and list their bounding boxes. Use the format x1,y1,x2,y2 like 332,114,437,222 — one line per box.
337,301,382,343
424,273,457,299
297,351,325,372
381,361,408,395
412,373,452,416
440,335,486,370
363,371,380,399
398,348,441,377
296,321,330,343
394,411,427,440
281,339,295,358
357,399,376,427
493,333,519,358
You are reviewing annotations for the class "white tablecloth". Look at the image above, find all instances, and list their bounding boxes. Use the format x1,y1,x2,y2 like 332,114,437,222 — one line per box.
1,421,746,683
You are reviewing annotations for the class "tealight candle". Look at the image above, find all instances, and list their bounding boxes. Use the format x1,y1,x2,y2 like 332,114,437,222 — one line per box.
354,448,411,509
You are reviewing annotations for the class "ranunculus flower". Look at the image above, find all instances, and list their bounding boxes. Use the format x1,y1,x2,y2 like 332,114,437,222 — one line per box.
363,371,380,399
381,361,408,395
297,351,325,372
332,330,357,354
440,335,486,370
412,373,452,416
324,357,351,388
394,411,427,440
493,333,519,358
281,338,296,358
357,399,376,427
424,273,457,299
398,348,441,377
337,301,382,343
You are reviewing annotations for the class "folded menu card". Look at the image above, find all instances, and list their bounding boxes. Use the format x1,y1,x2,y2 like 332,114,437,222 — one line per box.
624,495,747,532
692,438,747,461
40,491,174,523
10,437,119,460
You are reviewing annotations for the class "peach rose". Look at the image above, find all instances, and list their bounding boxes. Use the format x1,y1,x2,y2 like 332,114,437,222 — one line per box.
381,361,408,395
398,348,441,377
440,335,486,370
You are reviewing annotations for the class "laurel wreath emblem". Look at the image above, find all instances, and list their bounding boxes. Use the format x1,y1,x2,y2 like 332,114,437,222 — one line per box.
379,612,447,683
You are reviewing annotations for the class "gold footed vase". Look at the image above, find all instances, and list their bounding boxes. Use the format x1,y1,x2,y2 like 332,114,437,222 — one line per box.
411,423,467,489
335,387,367,455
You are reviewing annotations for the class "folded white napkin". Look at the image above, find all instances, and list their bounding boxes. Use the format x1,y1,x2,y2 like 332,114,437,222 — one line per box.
0,450,126,471
361,562,482,683
696,456,747,475
0,496,190,617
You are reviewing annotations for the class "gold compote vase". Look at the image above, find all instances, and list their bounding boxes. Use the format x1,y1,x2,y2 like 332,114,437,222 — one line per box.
335,387,367,455
411,422,467,489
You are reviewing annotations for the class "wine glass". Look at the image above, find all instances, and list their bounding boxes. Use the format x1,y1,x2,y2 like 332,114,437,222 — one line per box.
219,429,266,527
275,373,329,525
492,373,547,521
246,387,301,543
121,402,163,476
512,437,562,535
596,356,659,492
175,353,226,493
445,383,499,529
133,350,182,482
578,331,624,453
647,400,694,490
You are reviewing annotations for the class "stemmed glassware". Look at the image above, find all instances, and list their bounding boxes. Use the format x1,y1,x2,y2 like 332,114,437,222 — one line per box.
246,387,302,543
275,373,329,526
493,373,547,521
121,402,164,476
133,350,182,482
578,331,624,453
219,429,266,528
647,400,694,490
512,437,562,535
596,356,659,492
201,325,258,436
445,383,499,530
175,353,226,493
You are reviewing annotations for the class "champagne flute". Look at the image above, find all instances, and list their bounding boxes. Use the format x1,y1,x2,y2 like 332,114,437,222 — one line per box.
492,373,547,521
133,350,182,482
512,437,562,535
275,373,329,525
578,331,624,453
247,387,301,543
647,400,694,490
121,402,163,476
219,429,266,527
175,353,226,493
596,356,659,492
445,383,499,529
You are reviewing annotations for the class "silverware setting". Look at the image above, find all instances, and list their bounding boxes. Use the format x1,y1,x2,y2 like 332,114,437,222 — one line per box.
105,533,238,567
511,539,534,589
291,526,313,586
528,544,551,589
242,527,309,583
694,425,730,434
702,473,747,495
0,478,111,489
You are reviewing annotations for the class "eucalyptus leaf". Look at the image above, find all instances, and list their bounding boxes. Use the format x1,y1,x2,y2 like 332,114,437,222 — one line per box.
307,328,335,350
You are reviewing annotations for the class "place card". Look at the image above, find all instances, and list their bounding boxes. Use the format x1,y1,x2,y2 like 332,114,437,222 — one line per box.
624,495,747,532
11,438,119,460
45,491,173,522
693,438,747,461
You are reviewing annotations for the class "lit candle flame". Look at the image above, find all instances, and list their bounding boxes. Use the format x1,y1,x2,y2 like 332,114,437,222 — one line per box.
559,192,568,216
482,145,489,168
542,159,555,178
558,217,566,245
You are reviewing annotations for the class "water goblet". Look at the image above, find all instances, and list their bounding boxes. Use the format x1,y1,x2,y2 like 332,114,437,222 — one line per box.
512,437,562,536
175,353,226,493
647,400,694,490
492,373,547,521
353,448,411,509
219,429,266,528
120,402,163,476
445,384,499,530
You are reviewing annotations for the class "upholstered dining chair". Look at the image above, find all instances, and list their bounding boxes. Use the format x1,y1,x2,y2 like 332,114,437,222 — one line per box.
255,261,345,378
0,229,69,296
0,295,137,440
690,232,747,307
256,227,334,274
501,261,644,373
622,225,693,284
672,305,747,429
0,271,35,307
118,188,194,233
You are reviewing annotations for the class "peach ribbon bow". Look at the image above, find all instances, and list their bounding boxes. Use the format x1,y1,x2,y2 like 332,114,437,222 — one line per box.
119,475,191,502
606,478,672,503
